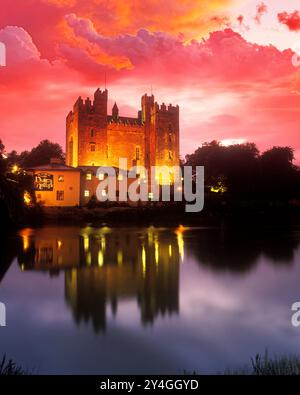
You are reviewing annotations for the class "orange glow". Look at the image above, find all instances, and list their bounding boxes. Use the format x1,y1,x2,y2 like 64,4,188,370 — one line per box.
19,228,34,251
23,191,32,206
175,225,186,261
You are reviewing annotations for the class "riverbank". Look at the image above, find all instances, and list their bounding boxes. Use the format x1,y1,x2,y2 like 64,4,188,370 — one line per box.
33,202,300,229
2,352,300,375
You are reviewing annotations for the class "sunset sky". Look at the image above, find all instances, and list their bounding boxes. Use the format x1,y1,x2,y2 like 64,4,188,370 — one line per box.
0,0,300,161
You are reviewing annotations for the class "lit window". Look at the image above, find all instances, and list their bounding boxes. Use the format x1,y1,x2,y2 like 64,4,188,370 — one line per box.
84,190,90,197
98,173,105,181
86,173,92,180
118,174,123,181
148,192,154,200
58,175,64,182
101,190,107,197
56,191,64,201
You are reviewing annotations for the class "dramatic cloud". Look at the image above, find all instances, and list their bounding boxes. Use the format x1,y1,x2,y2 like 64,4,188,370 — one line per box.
237,15,244,25
63,14,294,84
278,10,300,32
254,2,267,24
0,0,300,162
0,26,41,64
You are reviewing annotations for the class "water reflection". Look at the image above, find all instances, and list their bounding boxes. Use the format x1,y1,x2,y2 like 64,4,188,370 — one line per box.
17,227,181,332
185,228,300,273
6,226,300,335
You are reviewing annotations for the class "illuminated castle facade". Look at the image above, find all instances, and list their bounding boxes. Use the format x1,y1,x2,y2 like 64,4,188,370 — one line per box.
66,88,180,171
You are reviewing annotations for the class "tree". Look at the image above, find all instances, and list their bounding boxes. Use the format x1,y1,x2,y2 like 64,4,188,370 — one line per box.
0,139,7,175
11,140,65,168
0,140,4,155
261,146,294,169
260,147,297,199
185,141,260,197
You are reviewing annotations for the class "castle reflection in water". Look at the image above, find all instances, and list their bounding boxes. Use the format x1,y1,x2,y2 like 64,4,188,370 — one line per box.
18,226,185,332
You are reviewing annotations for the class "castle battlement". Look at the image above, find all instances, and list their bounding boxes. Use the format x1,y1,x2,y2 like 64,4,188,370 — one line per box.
154,102,179,114
66,88,180,169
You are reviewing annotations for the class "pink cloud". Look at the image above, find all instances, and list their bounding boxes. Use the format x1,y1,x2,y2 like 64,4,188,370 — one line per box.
254,2,267,24
278,10,300,32
237,15,244,25
0,26,41,64
63,14,295,85
0,14,299,163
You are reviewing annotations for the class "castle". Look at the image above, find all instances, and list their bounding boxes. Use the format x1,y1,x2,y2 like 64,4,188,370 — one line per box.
27,88,180,207
66,88,180,171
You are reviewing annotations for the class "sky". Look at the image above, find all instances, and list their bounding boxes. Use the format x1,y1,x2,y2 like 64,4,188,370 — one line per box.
0,0,300,161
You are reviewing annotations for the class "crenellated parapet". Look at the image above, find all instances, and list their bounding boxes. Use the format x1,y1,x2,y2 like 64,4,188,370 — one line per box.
66,88,180,169
154,102,179,115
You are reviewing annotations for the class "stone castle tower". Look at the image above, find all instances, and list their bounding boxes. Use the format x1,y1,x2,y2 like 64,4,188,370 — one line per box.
66,88,179,171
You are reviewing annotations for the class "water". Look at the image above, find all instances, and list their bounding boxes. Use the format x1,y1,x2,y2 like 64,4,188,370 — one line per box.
1,225,300,374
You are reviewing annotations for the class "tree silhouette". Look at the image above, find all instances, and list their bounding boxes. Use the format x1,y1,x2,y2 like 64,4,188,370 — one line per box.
186,141,300,201
7,140,65,168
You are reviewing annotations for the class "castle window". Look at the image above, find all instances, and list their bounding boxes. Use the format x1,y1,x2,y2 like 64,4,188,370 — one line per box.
91,129,95,137
84,190,90,197
56,191,64,201
68,137,73,166
90,143,96,152
118,174,124,181
136,146,140,160
168,151,173,160
98,173,105,181
58,175,64,182
106,145,109,159
86,172,92,181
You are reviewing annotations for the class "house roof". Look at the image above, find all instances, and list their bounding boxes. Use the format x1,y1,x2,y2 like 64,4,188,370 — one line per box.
26,163,80,172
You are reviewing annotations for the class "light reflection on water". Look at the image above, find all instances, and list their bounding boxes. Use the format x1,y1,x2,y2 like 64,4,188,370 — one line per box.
0,226,300,374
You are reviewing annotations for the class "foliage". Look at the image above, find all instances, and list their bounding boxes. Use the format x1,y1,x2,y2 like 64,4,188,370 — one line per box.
7,139,65,168
185,141,300,200
0,355,27,375
0,140,36,227
250,352,300,375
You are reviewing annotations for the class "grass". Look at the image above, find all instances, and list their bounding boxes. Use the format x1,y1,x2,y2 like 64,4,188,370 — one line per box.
2,351,300,375
249,352,300,375
224,351,300,375
0,355,27,375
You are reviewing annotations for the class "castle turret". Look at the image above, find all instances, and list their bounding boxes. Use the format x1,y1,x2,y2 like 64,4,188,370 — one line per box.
112,102,119,120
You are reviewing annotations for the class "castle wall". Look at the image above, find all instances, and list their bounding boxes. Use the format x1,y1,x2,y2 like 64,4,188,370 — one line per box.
66,89,180,181
77,90,108,167
107,123,145,169
153,103,180,168
66,109,79,167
